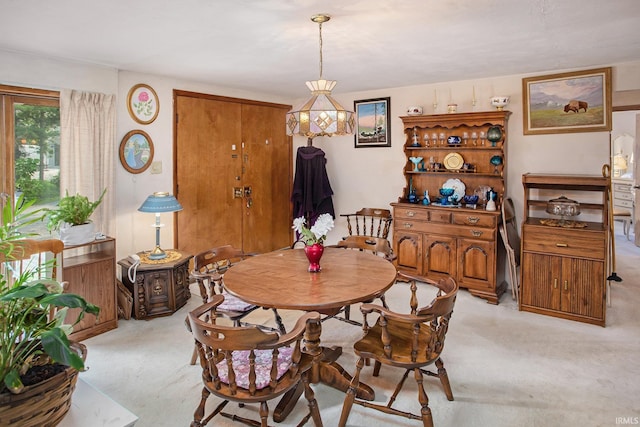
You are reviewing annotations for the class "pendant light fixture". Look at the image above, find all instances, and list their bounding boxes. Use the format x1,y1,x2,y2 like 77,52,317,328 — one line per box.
286,14,355,145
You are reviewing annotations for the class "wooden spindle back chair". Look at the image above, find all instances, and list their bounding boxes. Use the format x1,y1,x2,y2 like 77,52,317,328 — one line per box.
186,295,324,427
340,208,392,240
339,272,458,427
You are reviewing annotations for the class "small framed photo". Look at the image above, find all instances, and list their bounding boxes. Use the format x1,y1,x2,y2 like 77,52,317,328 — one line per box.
119,130,154,174
127,83,159,124
522,67,612,135
354,97,391,148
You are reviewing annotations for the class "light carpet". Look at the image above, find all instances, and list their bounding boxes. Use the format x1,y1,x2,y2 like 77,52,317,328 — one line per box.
80,225,640,427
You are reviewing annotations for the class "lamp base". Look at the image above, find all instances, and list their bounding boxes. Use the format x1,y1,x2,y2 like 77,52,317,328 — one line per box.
148,246,167,260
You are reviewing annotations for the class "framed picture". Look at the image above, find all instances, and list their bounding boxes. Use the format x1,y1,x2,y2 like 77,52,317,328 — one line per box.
127,83,159,124
119,130,154,174
522,67,612,135
354,97,391,148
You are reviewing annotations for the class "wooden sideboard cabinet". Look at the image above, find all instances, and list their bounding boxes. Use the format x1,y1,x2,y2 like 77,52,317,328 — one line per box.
519,174,609,326
64,237,118,341
392,111,511,304
392,203,505,304
118,251,192,320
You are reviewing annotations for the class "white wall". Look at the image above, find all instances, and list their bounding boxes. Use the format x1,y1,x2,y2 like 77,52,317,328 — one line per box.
2,49,639,261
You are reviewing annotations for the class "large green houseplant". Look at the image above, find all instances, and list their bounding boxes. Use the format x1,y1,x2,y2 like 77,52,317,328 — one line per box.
0,194,99,424
43,188,106,246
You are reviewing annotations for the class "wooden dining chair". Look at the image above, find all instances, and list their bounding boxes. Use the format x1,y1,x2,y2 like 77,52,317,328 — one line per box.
186,295,324,427
0,238,66,320
325,236,396,326
190,246,286,364
338,272,458,427
340,207,393,240
500,197,521,302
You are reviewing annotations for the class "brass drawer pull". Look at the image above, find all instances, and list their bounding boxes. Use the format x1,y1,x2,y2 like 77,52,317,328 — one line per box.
555,243,568,247
404,222,413,229
553,278,558,289
406,211,415,217
467,216,480,224
470,230,483,237
564,280,568,291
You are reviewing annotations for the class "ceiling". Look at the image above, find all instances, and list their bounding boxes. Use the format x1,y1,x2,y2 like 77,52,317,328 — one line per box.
2,0,639,99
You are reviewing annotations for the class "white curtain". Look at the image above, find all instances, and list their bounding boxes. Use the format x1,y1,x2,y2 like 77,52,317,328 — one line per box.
59,90,116,237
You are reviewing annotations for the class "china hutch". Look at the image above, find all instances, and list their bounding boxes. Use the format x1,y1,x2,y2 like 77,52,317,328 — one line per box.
391,110,510,304
519,174,609,326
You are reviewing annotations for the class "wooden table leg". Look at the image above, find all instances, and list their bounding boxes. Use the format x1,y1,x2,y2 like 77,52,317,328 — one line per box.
273,345,375,422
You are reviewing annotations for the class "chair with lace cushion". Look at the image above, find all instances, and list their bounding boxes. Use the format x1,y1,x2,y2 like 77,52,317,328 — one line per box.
189,246,286,365
186,295,324,427
340,207,392,240
323,236,396,326
338,272,458,427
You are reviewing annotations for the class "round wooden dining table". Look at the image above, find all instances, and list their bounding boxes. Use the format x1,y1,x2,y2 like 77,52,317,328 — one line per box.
223,247,398,421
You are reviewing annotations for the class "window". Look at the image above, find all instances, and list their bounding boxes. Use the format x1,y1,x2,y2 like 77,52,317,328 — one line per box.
1,85,60,235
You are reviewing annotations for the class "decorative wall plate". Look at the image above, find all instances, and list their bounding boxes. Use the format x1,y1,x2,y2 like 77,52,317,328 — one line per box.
127,84,159,124
119,130,154,174
443,152,464,170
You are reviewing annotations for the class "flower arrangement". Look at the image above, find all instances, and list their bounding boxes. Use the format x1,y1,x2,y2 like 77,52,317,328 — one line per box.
292,213,334,246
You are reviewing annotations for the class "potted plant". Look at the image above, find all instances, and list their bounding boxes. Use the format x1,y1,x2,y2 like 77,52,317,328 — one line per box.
43,188,106,246
0,193,100,425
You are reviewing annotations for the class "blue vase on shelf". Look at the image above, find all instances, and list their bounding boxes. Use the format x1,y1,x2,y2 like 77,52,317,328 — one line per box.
422,190,430,205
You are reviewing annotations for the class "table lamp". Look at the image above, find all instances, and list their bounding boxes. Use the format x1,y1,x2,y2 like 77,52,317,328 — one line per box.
138,192,183,260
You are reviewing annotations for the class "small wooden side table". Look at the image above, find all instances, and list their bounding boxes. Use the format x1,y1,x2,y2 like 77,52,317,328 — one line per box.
118,250,191,320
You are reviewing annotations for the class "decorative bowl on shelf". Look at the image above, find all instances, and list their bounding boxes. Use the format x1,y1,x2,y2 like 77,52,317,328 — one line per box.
463,195,479,205
546,196,580,225
490,96,510,111
439,188,455,205
490,155,503,174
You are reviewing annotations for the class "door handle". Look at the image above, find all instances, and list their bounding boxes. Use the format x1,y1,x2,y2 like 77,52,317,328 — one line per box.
244,186,252,196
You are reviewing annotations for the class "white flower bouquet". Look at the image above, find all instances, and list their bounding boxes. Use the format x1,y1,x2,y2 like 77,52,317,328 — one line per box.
292,213,335,246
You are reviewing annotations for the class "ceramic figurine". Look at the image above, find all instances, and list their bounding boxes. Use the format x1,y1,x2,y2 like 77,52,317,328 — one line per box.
422,190,430,205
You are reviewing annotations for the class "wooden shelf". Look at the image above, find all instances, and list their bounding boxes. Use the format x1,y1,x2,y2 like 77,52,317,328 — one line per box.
392,110,511,305
520,174,609,326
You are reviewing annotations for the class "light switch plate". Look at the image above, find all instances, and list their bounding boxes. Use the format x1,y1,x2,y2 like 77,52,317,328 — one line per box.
150,161,162,174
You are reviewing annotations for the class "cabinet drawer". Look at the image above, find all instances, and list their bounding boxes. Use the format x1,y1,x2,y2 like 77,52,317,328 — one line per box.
452,212,496,228
615,191,633,201
523,227,605,259
395,207,429,221
613,183,632,192
614,199,633,209
429,210,452,223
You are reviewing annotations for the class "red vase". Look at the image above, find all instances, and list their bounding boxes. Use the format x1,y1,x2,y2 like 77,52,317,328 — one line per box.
304,243,324,273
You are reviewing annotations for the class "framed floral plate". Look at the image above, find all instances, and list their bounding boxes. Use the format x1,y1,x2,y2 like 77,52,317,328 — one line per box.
127,84,159,124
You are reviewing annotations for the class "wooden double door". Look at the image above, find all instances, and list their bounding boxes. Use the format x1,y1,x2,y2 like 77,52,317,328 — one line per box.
174,91,292,256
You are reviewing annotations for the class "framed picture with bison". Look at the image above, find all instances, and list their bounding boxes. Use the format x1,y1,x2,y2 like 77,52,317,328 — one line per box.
522,67,611,135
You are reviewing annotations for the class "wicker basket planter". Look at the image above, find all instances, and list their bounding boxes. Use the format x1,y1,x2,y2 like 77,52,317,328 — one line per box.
0,342,86,427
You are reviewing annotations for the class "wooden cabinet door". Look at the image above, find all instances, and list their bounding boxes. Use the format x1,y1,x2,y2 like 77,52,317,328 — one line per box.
562,258,604,320
457,238,494,290
394,231,422,274
521,253,561,311
423,234,456,280
65,260,116,339
175,93,292,255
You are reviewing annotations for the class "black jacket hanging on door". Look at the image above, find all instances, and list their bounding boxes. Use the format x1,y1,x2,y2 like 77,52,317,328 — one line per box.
291,146,335,224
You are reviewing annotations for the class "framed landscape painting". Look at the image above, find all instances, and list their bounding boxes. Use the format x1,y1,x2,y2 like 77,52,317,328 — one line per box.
354,97,391,148
522,67,612,135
